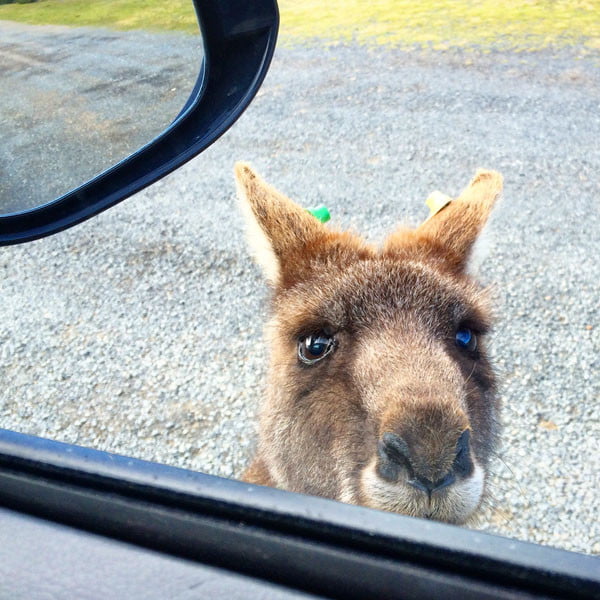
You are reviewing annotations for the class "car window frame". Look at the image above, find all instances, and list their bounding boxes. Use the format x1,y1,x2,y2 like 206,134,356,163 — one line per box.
0,428,598,599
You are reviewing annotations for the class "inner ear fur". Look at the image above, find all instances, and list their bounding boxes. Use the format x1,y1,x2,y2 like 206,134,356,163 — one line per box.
235,162,372,289
384,169,503,273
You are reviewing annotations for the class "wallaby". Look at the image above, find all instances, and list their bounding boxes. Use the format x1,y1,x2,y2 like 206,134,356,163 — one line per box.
235,163,502,524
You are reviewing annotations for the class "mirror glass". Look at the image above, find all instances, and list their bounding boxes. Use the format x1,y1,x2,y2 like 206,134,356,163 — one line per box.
0,0,202,215
1,0,598,559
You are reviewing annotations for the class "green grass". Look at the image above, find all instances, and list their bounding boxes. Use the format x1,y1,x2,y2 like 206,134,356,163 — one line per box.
1,0,599,50
279,0,600,51
0,0,199,33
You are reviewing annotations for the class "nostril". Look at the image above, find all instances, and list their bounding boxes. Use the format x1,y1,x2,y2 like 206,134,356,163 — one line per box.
380,432,412,469
377,433,413,481
454,429,474,477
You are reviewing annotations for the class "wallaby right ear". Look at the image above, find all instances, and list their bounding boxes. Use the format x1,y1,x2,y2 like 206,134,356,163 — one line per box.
417,169,503,274
235,163,329,287
384,169,503,274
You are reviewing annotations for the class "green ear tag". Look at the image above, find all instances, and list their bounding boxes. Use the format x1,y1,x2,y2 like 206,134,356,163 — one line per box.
306,205,331,223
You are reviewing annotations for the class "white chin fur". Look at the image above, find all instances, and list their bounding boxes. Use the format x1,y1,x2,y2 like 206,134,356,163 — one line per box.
361,461,485,524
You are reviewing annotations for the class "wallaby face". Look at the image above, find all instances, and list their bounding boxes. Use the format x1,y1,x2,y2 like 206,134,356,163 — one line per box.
236,163,502,525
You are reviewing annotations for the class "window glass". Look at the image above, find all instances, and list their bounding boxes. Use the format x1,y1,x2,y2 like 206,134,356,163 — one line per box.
0,0,597,557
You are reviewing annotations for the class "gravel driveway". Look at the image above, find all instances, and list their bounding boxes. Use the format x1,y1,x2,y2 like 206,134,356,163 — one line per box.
0,27,598,555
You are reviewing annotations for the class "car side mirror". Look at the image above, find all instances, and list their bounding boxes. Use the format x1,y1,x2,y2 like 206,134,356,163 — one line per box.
0,0,278,246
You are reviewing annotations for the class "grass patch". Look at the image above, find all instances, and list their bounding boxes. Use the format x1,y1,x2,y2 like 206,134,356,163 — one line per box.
0,0,598,50
0,0,199,33
279,0,600,51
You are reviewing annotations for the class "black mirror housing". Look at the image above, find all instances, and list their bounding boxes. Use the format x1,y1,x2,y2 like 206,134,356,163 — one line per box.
0,0,278,245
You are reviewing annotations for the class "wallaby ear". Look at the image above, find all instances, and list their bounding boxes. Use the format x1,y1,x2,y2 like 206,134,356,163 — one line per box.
387,169,502,274
418,169,502,273
235,162,329,287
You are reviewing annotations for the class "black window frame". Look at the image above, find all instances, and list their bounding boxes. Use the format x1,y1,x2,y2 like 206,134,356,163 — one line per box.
0,428,598,599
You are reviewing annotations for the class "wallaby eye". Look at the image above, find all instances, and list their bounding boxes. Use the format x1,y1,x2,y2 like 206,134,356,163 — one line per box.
298,333,335,365
455,327,478,352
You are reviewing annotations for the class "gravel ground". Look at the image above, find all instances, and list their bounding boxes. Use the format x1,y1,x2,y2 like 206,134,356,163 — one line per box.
1,32,599,555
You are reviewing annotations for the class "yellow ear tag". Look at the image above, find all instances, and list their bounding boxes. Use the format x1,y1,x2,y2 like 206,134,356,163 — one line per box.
425,191,452,218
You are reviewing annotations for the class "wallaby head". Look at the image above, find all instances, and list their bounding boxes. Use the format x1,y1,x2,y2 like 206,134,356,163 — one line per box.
236,163,502,525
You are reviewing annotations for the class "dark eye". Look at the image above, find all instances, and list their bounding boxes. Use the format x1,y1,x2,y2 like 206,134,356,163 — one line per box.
455,327,478,352
298,333,336,365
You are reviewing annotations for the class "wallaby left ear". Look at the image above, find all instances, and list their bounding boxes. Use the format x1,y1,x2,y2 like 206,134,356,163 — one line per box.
235,162,329,288
415,169,503,274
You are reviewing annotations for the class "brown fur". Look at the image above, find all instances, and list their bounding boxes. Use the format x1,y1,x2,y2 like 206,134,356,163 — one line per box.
236,163,502,524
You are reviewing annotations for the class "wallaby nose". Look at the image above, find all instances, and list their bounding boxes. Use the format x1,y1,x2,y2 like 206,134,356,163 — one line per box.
377,429,473,494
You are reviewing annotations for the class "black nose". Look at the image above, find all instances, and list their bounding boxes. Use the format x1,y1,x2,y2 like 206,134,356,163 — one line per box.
377,429,473,493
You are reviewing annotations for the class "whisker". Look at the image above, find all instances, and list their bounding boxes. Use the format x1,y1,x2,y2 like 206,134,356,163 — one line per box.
485,478,517,498
477,496,513,529
463,361,477,388
487,450,528,502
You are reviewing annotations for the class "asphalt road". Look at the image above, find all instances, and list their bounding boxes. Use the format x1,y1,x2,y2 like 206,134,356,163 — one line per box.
0,20,201,214
0,24,598,555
